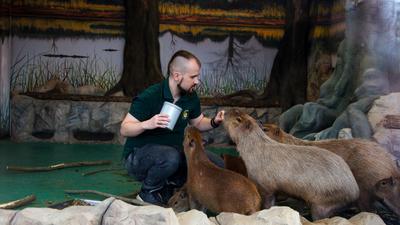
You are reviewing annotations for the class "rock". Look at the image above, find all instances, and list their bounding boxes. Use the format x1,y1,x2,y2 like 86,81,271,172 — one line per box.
0,209,17,225
368,92,400,160
301,212,385,225
103,199,179,225
338,128,353,139
11,197,114,225
177,209,213,225
348,212,385,225
209,206,302,225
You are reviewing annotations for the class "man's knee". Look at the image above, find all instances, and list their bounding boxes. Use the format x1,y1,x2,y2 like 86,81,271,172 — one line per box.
157,147,182,172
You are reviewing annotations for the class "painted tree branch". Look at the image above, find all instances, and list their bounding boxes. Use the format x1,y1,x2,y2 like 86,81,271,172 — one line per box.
64,189,150,206
6,160,112,172
0,195,36,209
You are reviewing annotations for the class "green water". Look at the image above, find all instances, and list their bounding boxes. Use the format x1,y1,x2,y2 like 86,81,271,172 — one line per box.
0,140,236,208
0,140,140,208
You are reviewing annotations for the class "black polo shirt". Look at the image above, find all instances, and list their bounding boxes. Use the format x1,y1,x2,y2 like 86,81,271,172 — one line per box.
122,79,202,159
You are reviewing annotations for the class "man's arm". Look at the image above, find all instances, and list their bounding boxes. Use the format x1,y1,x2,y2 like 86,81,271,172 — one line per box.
120,113,170,137
190,110,224,132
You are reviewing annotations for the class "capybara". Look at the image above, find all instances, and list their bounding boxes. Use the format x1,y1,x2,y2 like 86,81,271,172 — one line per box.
167,185,191,213
223,109,359,220
182,126,262,215
222,154,248,177
168,154,249,213
263,123,400,216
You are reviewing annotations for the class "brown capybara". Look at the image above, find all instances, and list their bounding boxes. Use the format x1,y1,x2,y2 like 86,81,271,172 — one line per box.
263,123,400,216
223,109,359,220
222,154,248,177
168,154,249,213
182,126,262,215
167,185,191,213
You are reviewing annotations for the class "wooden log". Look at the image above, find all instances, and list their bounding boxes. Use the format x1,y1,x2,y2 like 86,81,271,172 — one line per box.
0,195,36,209
6,160,112,172
82,168,124,176
383,115,400,129
64,189,150,206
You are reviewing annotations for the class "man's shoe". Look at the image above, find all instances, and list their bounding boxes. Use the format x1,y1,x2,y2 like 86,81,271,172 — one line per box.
137,189,164,205
159,186,175,203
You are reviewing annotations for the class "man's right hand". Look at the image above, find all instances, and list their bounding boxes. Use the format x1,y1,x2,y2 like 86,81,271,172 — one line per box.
143,114,170,130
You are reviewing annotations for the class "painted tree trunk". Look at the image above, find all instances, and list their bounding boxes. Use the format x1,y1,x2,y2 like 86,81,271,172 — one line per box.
262,0,311,111
106,0,163,97
0,38,11,137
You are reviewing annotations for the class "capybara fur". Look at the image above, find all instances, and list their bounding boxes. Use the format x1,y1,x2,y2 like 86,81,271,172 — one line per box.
168,154,249,213
183,126,261,215
223,109,359,220
263,123,400,216
222,154,248,177
167,185,191,213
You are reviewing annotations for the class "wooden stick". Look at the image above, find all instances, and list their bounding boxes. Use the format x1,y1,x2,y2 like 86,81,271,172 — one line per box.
0,195,36,209
6,160,112,172
82,168,124,176
383,115,400,129
64,189,150,206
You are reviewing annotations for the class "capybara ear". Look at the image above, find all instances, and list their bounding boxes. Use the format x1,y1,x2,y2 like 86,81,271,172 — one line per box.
244,119,252,130
189,139,196,148
376,177,394,190
274,127,280,137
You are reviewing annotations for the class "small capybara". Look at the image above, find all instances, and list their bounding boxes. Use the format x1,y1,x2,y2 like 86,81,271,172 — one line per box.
168,154,249,213
223,109,359,220
222,154,248,177
168,185,191,213
263,123,400,216
182,126,261,215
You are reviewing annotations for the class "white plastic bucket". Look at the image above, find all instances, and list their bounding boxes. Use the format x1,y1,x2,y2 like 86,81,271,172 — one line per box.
160,101,182,130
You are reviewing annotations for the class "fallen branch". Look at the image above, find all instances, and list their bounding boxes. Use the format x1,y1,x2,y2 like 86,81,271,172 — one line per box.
6,160,112,172
64,189,150,206
383,115,400,129
0,195,36,209
82,168,124,176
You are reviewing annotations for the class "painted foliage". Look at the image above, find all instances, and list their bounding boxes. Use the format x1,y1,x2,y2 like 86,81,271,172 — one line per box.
0,0,345,96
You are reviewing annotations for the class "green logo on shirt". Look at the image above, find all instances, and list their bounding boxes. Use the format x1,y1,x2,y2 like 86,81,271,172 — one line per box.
182,110,189,119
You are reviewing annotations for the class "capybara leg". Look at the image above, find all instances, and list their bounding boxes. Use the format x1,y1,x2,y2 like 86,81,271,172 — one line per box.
311,204,336,221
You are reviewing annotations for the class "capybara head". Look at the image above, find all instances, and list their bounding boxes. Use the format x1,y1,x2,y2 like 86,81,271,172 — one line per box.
262,124,283,142
167,186,190,213
223,109,259,143
375,177,400,216
183,126,203,155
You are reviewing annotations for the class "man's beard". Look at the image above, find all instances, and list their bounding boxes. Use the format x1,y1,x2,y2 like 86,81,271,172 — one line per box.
177,79,195,95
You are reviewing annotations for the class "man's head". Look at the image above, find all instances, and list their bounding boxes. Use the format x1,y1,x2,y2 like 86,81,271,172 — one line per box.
168,50,201,94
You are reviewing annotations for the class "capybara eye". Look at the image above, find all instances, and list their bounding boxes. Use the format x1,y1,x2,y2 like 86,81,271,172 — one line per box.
236,117,242,123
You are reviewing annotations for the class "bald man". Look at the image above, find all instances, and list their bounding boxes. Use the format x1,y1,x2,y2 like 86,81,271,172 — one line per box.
120,50,224,205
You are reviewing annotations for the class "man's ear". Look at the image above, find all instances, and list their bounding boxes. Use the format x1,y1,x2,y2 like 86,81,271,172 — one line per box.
172,71,181,81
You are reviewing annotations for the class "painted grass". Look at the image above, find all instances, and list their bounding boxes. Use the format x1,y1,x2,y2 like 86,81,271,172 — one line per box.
197,66,267,97
10,51,120,93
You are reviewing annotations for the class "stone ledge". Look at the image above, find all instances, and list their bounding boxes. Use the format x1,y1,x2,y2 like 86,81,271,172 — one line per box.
11,95,281,144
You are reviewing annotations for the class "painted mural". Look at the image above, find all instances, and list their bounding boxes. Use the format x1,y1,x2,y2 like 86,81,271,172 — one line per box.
0,0,345,97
